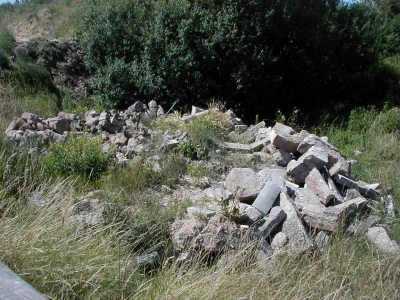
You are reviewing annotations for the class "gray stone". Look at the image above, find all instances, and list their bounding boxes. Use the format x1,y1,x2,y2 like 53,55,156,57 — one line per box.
346,188,362,200
305,168,336,205
194,215,241,254
0,261,48,300
270,168,286,191
6,117,26,132
271,232,289,251
187,206,216,218
256,127,272,142
58,111,77,121
297,134,349,176
239,206,263,225
314,231,330,250
382,195,395,217
176,251,198,265
225,168,263,202
148,100,158,116
136,251,161,268
240,121,266,142
279,192,313,253
252,181,281,215
203,186,233,201
287,146,329,184
253,207,286,239
111,133,127,146
295,197,367,232
270,123,303,153
51,118,71,134
249,137,270,152
218,141,252,153
366,227,400,255
181,109,209,122
170,218,207,251
267,144,292,167
123,125,139,138
334,174,381,200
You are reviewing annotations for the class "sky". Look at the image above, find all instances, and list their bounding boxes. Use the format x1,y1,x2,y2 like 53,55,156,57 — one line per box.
0,0,16,4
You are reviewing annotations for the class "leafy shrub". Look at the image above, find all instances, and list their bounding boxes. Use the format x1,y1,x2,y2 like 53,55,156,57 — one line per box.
175,141,207,160
0,28,15,56
12,61,54,93
44,133,114,180
0,50,11,70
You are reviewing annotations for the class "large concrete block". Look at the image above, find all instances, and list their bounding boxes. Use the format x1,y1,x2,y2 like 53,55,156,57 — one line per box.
240,121,266,142
270,123,303,153
218,141,252,153
305,168,335,205
267,144,292,167
279,192,313,253
295,197,367,232
287,146,328,184
333,174,381,200
297,134,349,176
366,227,400,255
225,168,263,202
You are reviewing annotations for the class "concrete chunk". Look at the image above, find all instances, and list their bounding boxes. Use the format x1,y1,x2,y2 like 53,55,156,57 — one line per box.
239,206,263,225
287,146,328,184
240,121,266,142
366,227,400,255
252,181,281,215
305,168,335,205
253,206,286,239
279,192,313,253
295,197,367,232
270,123,303,153
256,127,272,142
203,186,233,201
187,206,216,218
267,144,292,167
297,134,349,176
250,137,270,152
218,141,252,153
333,174,381,200
225,168,263,202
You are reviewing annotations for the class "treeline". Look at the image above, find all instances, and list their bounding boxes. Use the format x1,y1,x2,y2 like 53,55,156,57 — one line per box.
12,0,394,122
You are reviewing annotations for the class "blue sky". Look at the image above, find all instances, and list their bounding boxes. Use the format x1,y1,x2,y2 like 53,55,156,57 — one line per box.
0,0,16,4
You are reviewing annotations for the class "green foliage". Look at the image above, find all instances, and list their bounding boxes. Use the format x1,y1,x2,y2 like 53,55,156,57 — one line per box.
11,60,54,93
0,28,15,56
175,141,207,160
78,0,394,122
0,50,11,70
44,133,114,180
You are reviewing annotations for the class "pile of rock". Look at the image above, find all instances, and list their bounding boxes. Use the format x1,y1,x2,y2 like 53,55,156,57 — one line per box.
165,122,399,267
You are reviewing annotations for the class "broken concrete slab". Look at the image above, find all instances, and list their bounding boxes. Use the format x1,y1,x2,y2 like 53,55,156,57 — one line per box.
187,206,216,218
267,143,292,167
270,123,303,153
333,174,381,200
305,168,336,205
297,134,350,176
249,137,270,152
225,168,263,202
279,192,313,253
270,168,286,191
253,206,286,239
285,181,299,196
295,197,367,232
366,227,400,255
256,127,272,142
271,232,289,251
287,146,329,184
0,261,48,300
239,205,263,225
252,181,281,215
218,141,252,153
170,218,207,251
240,121,266,142
314,231,330,251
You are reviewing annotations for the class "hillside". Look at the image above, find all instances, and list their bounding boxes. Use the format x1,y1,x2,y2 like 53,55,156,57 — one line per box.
0,0,399,299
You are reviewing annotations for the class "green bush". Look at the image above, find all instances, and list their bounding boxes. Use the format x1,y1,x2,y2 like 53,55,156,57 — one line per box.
44,133,114,180
12,61,54,93
78,0,392,122
0,28,15,56
175,141,207,160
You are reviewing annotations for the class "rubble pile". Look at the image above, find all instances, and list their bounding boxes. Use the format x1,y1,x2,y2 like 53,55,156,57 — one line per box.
4,105,399,269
